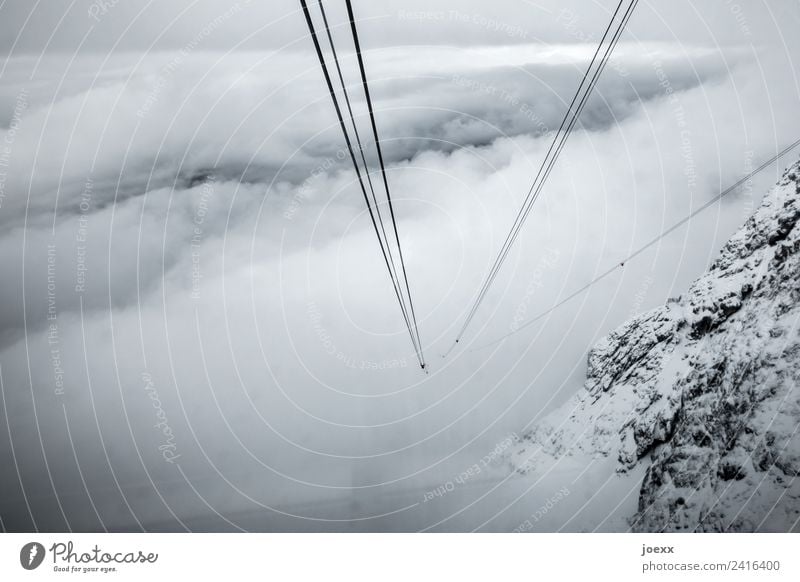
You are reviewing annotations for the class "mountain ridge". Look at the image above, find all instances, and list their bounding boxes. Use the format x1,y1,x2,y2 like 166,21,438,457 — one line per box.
508,157,800,532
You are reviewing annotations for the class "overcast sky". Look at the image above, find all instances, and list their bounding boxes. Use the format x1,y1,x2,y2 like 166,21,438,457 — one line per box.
1,0,799,532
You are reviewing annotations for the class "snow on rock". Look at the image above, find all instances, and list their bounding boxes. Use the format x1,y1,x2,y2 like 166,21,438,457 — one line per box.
508,158,800,532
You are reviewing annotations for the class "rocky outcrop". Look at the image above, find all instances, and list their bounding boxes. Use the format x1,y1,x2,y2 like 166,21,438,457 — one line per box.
509,159,800,532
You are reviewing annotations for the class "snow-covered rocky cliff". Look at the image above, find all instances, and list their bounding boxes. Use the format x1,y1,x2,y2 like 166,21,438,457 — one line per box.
509,158,800,532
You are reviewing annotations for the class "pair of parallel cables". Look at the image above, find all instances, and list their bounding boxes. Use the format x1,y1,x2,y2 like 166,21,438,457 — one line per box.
448,0,640,354
299,0,425,368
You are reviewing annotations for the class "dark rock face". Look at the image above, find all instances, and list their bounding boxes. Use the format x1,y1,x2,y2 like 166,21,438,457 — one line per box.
512,160,800,532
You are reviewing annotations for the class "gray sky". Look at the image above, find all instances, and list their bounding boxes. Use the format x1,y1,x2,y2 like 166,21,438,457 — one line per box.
0,0,797,53
0,0,799,531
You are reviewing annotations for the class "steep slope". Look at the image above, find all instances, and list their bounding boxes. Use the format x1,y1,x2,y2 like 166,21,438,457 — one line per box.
509,158,800,532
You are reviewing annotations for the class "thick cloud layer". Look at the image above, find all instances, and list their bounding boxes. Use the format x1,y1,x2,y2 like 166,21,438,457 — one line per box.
1,0,798,531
